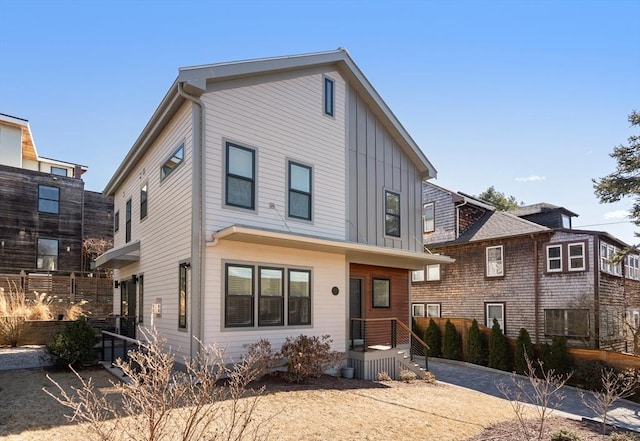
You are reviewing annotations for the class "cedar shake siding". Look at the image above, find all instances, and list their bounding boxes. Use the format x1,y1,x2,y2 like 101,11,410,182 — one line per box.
422,183,457,244
458,205,487,236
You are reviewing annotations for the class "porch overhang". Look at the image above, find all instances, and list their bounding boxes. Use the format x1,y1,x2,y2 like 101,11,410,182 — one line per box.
210,225,454,270
92,240,141,270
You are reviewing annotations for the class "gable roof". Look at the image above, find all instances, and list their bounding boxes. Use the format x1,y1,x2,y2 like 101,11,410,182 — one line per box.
104,49,436,195
512,203,579,218
456,210,551,243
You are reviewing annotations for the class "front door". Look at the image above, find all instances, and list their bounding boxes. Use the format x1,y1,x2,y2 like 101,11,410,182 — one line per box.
349,278,363,340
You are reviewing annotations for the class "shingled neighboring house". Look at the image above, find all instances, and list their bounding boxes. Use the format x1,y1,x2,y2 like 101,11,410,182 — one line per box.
412,181,640,353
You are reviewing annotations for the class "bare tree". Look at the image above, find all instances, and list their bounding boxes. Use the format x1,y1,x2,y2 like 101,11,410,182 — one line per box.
82,238,113,275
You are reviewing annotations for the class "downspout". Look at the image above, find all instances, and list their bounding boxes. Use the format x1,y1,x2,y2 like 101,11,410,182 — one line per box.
177,82,204,360
533,236,539,344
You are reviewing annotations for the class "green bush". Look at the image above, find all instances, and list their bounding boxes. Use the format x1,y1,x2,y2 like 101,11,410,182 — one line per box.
514,328,534,374
465,319,484,365
442,319,462,360
551,429,582,441
572,361,607,391
424,319,442,358
46,318,97,368
541,336,572,375
488,318,509,371
279,334,343,383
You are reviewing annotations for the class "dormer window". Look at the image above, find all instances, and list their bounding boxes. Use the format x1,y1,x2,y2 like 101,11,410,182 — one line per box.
561,214,571,229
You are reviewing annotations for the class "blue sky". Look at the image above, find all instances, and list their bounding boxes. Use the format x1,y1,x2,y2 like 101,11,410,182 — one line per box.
1,0,639,243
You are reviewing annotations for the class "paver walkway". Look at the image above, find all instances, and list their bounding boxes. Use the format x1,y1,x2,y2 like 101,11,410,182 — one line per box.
429,358,640,432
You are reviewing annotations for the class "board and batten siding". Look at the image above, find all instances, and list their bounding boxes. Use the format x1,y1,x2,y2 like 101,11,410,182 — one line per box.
111,102,194,358
201,67,346,240
346,86,423,252
422,183,457,245
203,240,347,361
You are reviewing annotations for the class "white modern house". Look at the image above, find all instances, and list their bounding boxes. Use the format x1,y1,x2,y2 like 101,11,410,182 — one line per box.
94,49,452,375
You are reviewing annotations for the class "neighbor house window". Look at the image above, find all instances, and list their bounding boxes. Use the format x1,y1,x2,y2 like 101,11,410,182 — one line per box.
372,278,390,308
486,245,504,277
37,238,58,271
114,211,120,233
259,267,284,326
38,185,60,214
546,245,562,272
412,270,425,282
601,243,622,276
51,166,68,177
288,269,311,325
140,184,148,220
288,161,312,220
125,199,132,243
412,303,425,317
626,255,640,280
161,143,184,180
179,263,188,329
384,191,400,237
427,304,441,318
561,214,571,229
426,264,441,281
568,242,585,271
323,77,334,116
486,303,505,332
225,264,254,327
423,202,435,233
544,309,589,337
226,142,255,209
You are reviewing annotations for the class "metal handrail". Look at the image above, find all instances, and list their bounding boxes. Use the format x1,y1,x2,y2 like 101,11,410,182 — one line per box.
101,330,141,365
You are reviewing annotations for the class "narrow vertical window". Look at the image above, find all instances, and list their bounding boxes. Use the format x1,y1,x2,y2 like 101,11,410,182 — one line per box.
38,185,60,214
138,274,144,325
288,161,312,220
259,267,284,326
225,143,255,209
125,199,132,243
372,278,390,308
486,245,504,277
324,77,334,116
288,269,311,325
384,191,401,237
37,238,58,271
547,244,562,272
140,184,148,220
114,211,120,233
225,264,254,327
423,202,435,233
179,264,188,329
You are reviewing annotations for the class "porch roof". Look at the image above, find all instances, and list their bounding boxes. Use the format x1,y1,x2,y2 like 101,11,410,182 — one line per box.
92,240,140,269
211,225,454,270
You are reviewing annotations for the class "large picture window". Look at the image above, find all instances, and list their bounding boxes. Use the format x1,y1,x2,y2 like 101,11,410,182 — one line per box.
423,203,435,233
385,191,400,237
259,267,284,326
288,161,312,220
486,245,504,277
38,185,60,214
372,278,390,308
226,142,255,209
37,238,58,271
544,309,589,337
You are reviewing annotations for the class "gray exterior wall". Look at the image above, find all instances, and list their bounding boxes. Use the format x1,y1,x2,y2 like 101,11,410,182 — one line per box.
422,183,457,245
346,85,423,252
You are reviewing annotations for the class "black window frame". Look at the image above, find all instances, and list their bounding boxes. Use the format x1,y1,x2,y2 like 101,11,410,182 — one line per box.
225,142,256,210
125,198,132,243
114,210,120,233
36,238,59,271
323,76,334,117
372,277,391,308
179,263,188,329
225,263,255,328
140,184,148,220
161,143,185,181
138,274,144,325
50,166,68,177
384,190,401,238
288,161,312,220
258,266,284,326
288,269,311,326
38,185,60,214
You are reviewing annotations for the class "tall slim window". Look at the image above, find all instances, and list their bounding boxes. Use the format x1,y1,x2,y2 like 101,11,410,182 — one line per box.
423,203,435,233
140,184,148,220
226,143,255,209
324,77,334,116
259,267,284,326
385,190,401,237
486,245,504,277
289,269,311,325
179,264,188,329
225,264,254,327
161,143,184,180
38,185,60,214
37,238,58,271
288,161,312,220
114,211,120,233
125,199,132,243
138,274,144,325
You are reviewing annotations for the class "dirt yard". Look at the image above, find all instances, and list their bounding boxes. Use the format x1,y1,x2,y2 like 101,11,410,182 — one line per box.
0,366,615,441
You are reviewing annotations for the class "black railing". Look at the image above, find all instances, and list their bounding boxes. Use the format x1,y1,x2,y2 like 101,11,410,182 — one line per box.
101,330,141,366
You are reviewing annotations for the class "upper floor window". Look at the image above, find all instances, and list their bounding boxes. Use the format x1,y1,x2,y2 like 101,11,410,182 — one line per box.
423,202,435,233
288,161,312,220
125,199,132,243
161,143,184,181
600,243,622,276
384,190,400,237
568,242,585,271
486,245,504,277
561,214,571,229
226,142,255,210
114,211,120,233
140,184,148,220
626,255,640,280
38,185,59,214
426,264,441,281
51,166,68,177
372,278,390,308
546,244,562,272
323,77,334,116
37,238,58,271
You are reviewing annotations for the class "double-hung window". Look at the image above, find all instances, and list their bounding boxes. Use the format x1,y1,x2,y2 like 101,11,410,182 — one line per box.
37,238,58,271
288,161,312,220
323,77,334,116
568,242,585,271
385,191,401,237
288,269,311,325
546,245,562,272
140,184,148,220
38,185,60,214
225,264,255,327
125,199,132,243
259,267,284,326
226,142,255,209
423,202,435,233
486,245,504,277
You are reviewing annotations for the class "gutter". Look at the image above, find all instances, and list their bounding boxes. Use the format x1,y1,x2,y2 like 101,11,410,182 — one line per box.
177,82,205,360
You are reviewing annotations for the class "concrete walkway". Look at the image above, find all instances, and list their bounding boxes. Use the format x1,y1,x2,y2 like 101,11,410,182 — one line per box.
429,358,640,432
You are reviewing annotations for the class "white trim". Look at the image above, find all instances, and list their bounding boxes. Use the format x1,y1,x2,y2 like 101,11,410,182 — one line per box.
426,304,441,318
486,245,504,277
546,244,563,272
411,303,425,317
486,303,505,333
568,242,585,271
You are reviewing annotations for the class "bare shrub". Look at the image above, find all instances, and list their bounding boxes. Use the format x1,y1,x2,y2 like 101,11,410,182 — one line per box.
44,327,274,441
422,371,437,384
0,283,29,347
243,338,280,379
377,371,392,381
497,355,571,441
579,367,638,433
279,334,343,383
399,370,417,383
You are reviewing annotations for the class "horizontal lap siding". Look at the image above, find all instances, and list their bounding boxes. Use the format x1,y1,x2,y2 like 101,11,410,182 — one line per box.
112,103,193,358
202,68,346,240
204,241,347,361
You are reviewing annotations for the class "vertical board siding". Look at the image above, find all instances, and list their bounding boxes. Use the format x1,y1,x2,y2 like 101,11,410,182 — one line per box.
202,68,346,241
112,102,194,358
